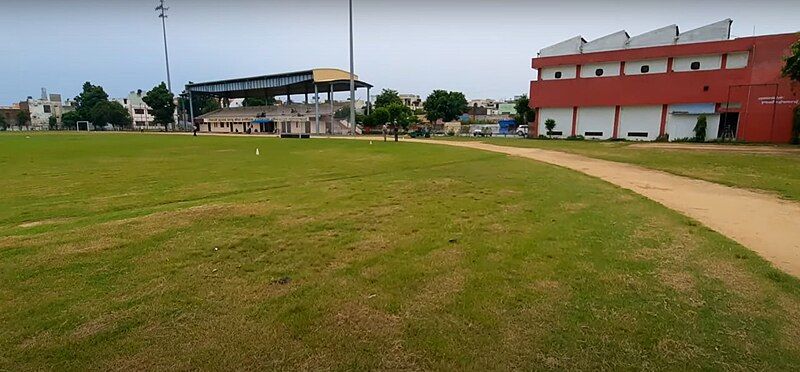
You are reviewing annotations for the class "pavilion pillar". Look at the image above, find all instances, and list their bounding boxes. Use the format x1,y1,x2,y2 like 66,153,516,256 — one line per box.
330,84,334,135
188,91,195,130
314,84,320,135
366,87,371,115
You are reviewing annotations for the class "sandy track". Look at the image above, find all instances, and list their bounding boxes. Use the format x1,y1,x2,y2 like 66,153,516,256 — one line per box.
628,142,800,155
410,139,800,277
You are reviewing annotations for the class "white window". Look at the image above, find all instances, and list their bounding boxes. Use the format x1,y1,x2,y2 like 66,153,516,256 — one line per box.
672,55,722,72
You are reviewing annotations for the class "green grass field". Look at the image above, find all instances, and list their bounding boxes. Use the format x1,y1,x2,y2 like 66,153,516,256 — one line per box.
2,133,800,370
437,137,800,201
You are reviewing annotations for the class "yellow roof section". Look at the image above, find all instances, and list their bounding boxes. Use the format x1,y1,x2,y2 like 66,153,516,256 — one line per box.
312,68,359,83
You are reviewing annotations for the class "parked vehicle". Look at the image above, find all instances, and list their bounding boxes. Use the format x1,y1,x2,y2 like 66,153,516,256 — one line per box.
472,126,493,137
516,125,529,137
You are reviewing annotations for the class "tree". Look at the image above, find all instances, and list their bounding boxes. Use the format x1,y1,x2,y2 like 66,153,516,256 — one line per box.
143,82,176,131
334,105,351,119
62,111,80,130
242,96,275,107
180,95,220,116
386,103,416,142
694,115,707,142
0,113,7,130
91,101,131,129
782,37,800,83
74,82,110,121
16,110,29,130
514,95,535,125
544,118,556,137
373,89,402,110
423,90,468,123
48,116,58,130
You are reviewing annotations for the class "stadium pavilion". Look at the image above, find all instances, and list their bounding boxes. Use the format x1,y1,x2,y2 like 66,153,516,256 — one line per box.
185,68,373,136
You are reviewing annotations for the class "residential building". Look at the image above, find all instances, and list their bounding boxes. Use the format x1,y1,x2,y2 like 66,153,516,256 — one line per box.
0,105,25,130
20,89,74,130
113,91,158,130
529,19,800,142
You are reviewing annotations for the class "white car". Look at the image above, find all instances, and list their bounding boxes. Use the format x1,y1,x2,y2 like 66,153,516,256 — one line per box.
516,125,529,136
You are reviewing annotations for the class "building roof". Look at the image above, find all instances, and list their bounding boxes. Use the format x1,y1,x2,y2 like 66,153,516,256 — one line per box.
185,68,373,98
539,19,734,57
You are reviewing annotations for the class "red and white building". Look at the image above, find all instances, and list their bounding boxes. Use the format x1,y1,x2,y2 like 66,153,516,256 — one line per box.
529,19,799,143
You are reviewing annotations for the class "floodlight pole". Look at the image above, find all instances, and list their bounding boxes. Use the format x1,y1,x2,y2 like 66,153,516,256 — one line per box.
157,0,172,94
348,0,356,136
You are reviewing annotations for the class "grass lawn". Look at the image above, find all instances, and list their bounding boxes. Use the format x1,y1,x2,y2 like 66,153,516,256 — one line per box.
436,137,800,201
1,133,800,370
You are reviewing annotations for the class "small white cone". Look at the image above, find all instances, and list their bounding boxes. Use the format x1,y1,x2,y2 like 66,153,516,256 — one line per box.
256,148,260,156
369,141,373,145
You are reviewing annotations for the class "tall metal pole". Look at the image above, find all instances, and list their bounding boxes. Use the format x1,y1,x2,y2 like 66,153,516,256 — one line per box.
157,0,172,93
348,0,356,136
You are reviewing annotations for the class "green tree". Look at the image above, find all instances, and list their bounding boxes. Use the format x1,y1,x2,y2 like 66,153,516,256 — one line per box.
91,101,131,129
242,96,275,107
386,103,416,142
48,116,58,130
423,90,468,123
180,95,221,116
143,82,176,131
694,115,708,142
373,89,402,110
16,110,29,130
0,113,7,130
782,37,800,83
514,95,535,124
74,82,110,121
544,118,556,137
62,111,80,130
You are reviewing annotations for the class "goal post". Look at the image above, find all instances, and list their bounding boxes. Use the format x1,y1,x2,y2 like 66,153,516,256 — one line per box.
76,121,91,132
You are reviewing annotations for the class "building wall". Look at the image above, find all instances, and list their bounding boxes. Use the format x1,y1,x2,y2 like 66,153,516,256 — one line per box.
666,112,721,141
624,59,668,75
618,105,662,141
672,54,722,72
529,33,800,143
538,107,573,137
580,62,621,78
540,65,577,80
576,106,615,139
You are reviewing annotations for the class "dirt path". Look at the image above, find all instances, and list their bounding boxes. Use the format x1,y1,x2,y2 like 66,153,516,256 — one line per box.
410,139,800,277
628,142,800,155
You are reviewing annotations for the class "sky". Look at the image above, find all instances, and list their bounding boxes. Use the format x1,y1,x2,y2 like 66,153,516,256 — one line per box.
1,0,799,105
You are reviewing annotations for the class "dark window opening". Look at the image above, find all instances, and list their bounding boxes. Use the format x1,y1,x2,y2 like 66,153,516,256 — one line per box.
640,65,650,73
43,105,51,113
134,109,145,114
690,61,701,70
554,71,562,79
703,86,709,92
627,132,649,137
584,131,604,136
595,68,604,76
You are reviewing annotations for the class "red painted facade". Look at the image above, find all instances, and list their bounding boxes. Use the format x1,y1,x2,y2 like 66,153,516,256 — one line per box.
530,33,799,143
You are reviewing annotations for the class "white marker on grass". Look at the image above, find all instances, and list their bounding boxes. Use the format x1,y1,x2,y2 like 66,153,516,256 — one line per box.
256,148,260,156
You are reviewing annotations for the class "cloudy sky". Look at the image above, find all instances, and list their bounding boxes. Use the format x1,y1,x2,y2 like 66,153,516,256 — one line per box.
1,0,799,105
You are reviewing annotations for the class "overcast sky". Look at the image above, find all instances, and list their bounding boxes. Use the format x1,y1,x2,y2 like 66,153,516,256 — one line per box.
2,0,799,105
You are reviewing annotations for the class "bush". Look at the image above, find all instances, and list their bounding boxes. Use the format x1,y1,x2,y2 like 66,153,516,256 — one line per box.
693,115,707,142
544,119,556,137
655,133,670,142
445,130,455,137
566,135,585,141
792,105,800,145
